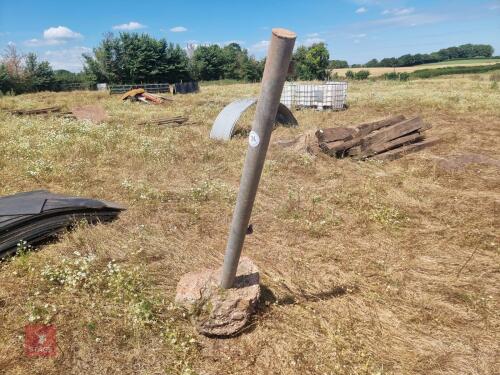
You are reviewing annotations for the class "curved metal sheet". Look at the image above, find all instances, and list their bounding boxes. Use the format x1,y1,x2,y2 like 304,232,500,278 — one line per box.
276,103,298,127
210,98,298,141
210,98,256,140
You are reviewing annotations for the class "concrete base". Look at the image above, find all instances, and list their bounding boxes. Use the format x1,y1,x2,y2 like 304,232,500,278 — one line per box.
175,257,260,337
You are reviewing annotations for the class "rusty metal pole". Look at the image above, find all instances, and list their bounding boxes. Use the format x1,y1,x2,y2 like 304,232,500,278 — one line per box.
220,28,296,289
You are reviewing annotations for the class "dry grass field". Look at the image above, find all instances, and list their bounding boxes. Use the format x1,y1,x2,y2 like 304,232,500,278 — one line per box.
332,59,500,76
0,73,499,374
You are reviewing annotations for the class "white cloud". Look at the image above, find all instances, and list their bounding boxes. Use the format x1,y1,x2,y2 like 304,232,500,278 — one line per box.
112,21,146,31
356,7,367,14
372,12,443,27
25,38,63,47
351,33,367,38
250,40,270,53
170,26,187,32
43,26,82,40
43,46,92,72
304,37,326,46
307,32,320,37
381,8,415,16
23,26,82,47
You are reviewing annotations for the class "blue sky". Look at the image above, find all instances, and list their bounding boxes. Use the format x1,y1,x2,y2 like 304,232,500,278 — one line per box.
0,0,499,72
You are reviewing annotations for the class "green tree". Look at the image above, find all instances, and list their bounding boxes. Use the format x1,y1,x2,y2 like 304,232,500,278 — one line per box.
0,63,12,93
354,70,370,80
397,54,414,66
221,43,244,79
52,69,94,90
24,53,55,91
379,57,398,67
292,46,308,79
0,44,23,93
83,32,191,84
345,70,355,79
187,42,263,81
365,58,379,67
242,57,263,82
329,59,348,69
374,44,495,67
293,43,330,80
0,50,55,94
190,44,225,80
158,43,191,82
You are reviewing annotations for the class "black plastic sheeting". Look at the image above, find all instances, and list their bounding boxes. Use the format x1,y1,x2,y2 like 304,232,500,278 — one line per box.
173,81,199,94
0,190,125,258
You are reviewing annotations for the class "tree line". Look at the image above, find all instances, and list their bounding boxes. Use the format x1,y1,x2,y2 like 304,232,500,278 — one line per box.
83,33,331,83
361,44,494,68
0,44,94,94
82,33,265,83
1,32,335,94
1,45,55,94
1,35,497,95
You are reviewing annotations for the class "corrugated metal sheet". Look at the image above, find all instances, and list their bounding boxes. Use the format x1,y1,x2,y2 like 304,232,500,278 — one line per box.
210,98,256,140
210,98,298,141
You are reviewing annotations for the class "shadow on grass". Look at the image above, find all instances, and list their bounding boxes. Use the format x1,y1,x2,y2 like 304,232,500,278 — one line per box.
258,283,356,311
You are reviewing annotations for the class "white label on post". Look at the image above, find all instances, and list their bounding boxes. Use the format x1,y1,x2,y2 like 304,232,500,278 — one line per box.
249,131,260,148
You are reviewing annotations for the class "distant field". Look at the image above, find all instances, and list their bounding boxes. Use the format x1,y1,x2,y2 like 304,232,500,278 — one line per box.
333,58,500,76
424,58,500,66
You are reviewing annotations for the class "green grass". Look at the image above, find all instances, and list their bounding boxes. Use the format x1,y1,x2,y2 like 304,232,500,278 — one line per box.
0,76,499,375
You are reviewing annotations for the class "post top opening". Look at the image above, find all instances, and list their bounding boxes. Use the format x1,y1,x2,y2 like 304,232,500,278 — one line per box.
272,28,297,40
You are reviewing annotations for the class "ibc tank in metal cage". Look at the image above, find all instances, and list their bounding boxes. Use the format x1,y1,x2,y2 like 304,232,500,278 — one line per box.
280,81,348,110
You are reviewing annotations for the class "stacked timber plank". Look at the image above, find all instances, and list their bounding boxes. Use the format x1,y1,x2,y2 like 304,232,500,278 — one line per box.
316,115,439,161
121,88,172,104
6,105,109,123
8,106,62,115
138,116,189,127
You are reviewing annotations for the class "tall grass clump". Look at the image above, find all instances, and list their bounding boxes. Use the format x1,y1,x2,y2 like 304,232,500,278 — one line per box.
345,70,370,80
490,72,500,82
382,72,410,81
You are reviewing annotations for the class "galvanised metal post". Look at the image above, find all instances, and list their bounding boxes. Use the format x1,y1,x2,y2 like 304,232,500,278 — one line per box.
220,28,296,289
